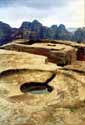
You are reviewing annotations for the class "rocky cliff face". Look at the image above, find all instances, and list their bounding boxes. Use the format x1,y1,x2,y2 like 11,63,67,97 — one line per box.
56,24,72,40
19,21,72,41
0,21,12,45
73,28,85,43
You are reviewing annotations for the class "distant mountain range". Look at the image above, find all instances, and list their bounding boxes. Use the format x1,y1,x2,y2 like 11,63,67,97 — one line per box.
0,20,85,45
68,28,77,32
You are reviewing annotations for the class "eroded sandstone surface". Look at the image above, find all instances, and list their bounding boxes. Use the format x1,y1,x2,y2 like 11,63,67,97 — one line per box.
1,41,77,66
0,40,85,125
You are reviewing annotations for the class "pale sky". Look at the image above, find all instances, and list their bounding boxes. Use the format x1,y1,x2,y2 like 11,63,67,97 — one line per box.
0,0,84,28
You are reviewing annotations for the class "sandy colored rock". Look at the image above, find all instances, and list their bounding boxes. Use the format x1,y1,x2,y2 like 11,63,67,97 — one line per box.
1,41,77,66
0,41,85,125
0,62,85,125
0,69,85,125
63,61,85,72
11,39,85,48
0,49,58,73
0,69,55,97
0,49,57,97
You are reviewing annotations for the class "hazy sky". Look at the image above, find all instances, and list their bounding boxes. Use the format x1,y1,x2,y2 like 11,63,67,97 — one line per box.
0,0,84,28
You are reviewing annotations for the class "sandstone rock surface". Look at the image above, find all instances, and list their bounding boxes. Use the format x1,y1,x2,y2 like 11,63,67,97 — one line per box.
0,41,85,125
1,41,77,66
0,69,85,125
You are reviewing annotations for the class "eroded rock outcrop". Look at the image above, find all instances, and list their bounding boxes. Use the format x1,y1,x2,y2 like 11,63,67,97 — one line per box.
0,49,57,97
0,21,12,45
1,41,77,66
0,48,85,125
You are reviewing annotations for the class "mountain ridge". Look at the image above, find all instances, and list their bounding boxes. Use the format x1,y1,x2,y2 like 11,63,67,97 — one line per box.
0,20,85,45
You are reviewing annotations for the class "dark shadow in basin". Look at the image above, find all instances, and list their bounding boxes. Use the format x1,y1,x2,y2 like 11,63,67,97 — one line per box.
20,73,56,94
20,83,53,94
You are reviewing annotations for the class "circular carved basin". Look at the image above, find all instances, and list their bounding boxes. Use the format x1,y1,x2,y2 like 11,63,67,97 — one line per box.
20,82,53,94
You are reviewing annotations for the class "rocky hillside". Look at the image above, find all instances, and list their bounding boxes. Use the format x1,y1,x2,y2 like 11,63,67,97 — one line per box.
0,20,85,45
0,21,12,45
72,28,85,43
19,21,72,41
